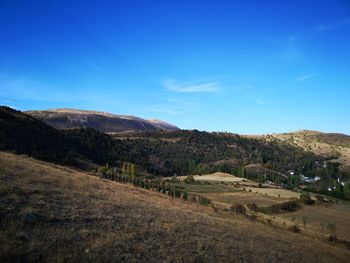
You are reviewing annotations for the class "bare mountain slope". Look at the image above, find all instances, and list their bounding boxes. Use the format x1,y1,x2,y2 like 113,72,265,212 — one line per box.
251,130,350,172
148,118,179,131
26,108,179,133
1,151,349,262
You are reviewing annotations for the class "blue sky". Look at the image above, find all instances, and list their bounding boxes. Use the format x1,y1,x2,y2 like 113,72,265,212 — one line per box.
0,0,350,134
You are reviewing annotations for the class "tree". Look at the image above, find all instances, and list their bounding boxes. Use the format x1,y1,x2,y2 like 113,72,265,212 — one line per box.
183,191,189,200
97,166,107,177
327,223,337,243
302,215,309,231
184,175,195,184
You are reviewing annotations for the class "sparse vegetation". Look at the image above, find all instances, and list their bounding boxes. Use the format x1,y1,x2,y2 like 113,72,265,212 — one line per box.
289,224,301,233
184,175,195,184
300,193,315,205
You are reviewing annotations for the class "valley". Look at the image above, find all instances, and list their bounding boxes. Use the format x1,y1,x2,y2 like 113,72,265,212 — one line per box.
1,152,349,262
1,106,350,262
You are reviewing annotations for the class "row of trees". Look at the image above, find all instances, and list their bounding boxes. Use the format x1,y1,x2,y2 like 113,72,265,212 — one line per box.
94,163,211,205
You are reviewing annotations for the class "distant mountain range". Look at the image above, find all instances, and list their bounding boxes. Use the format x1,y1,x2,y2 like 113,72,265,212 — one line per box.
25,108,179,133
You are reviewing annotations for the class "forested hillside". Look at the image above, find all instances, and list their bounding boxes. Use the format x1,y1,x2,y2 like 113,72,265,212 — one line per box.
1,106,344,180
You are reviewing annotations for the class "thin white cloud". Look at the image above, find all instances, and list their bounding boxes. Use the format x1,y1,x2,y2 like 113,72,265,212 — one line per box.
0,75,114,105
278,18,350,62
162,79,220,93
282,35,299,61
316,19,350,32
295,73,316,82
87,61,103,72
143,105,183,115
233,85,255,91
254,98,266,105
142,98,199,115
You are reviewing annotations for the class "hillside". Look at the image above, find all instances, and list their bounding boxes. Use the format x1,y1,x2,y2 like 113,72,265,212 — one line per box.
1,106,324,177
0,106,129,168
1,151,349,262
251,130,350,173
26,108,179,133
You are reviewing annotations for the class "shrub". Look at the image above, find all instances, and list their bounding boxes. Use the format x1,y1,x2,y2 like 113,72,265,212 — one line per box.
184,175,195,184
97,166,107,176
191,195,197,202
315,194,327,203
199,197,211,206
328,235,337,243
171,176,180,183
300,193,315,205
249,212,258,220
247,203,259,212
289,224,300,233
231,204,246,214
260,200,301,214
174,189,181,198
279,200,301,212
211,204,219,213
183,191,189,200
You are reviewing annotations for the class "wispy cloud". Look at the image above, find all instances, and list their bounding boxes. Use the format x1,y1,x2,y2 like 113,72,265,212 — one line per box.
294,73,316,82
0,75,114,106
252,97,266,105
315,19,350,32
278,18,350,61
282,35,299,61
162,79,220,93
142,98,199,115
232,85,255,91
87,60,103,72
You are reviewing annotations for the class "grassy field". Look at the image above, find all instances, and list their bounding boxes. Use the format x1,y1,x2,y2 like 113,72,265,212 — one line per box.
278,203,350,240
243,187,302,199
205,191,285,207
179,172,248,182
177,172,350,243
1,152,350,262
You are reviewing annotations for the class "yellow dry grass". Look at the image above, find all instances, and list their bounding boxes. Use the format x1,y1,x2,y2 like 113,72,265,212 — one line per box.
179,172,248,182
243,187,301,199
1,151,349,262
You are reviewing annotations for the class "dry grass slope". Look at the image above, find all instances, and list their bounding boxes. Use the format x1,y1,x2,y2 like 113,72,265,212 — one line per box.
0,151,349,262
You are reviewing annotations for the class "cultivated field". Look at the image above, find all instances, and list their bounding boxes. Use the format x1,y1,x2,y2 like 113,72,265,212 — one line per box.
178,172,350,244
243,187,301,199
179,172,248,182
1,152,350,262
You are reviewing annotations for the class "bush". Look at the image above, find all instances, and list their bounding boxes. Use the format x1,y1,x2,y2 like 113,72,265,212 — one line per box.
184,175,195,184
247,203,259,212
199,197,211,206
183,191,189,200
231,204,246,214
97,166,107,175
328,235,337,243
279,200,301,212
174,189,181,198
260,200,301,214
315,194,328,203
289,224,300,233
300,193,315,205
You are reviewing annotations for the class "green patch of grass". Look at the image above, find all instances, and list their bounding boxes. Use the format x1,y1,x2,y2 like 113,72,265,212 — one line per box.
259,200,301,215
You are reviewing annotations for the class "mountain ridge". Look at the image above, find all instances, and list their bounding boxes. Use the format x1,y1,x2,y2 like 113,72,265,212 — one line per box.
25,108,180,133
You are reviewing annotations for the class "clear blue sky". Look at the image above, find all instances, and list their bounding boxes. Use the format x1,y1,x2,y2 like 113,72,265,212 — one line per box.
1,0,349,134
